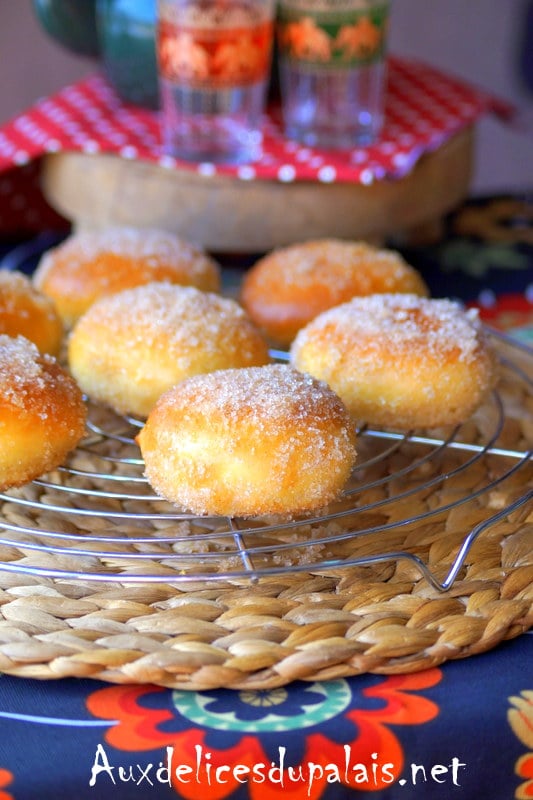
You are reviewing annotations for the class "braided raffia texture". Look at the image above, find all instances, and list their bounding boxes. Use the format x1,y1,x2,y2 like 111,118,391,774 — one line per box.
0,338,531,689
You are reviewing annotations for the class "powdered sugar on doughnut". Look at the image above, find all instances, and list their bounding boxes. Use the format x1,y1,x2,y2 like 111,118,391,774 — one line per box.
138,364,357,517
35,226,215,282
0,335,51,407
293,294,484,363
162,363,349,426
83,282,264,362
290,294,495,430
261,241,418,291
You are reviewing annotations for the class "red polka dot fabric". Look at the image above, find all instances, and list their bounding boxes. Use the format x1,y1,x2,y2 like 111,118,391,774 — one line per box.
0,57,511,183
0,57,512,236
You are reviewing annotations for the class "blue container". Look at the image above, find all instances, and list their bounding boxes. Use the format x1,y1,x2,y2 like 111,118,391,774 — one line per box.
32,0,159,108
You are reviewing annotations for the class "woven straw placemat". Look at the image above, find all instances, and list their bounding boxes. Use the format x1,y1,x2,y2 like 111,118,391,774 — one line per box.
0,334,531,690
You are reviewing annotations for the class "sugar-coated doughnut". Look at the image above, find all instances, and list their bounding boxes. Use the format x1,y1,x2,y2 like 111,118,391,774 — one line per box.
68,282,272,418
0,270,63,356
0,335,87,490
137,364,357,517
33,226,221,327
240,239,429,346
290,294,495,430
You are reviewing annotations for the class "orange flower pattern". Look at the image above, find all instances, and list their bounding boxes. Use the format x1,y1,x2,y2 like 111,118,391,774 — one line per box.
211,33,268,81
159,31,210,82
334,16,384,61
278,5,389,68
158,18,273,88
472,293,533,338
86,670,442,798
508,691,533,800
0,769,14,800
281,17,332,62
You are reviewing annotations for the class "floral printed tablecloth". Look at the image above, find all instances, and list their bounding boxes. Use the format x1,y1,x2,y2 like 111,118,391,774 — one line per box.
0,631,530,799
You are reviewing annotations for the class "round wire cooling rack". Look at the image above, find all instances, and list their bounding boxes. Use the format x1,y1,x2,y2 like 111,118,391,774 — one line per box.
0,328,531,592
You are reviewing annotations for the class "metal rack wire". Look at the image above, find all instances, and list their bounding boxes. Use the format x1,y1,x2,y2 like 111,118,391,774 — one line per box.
0,329,531,592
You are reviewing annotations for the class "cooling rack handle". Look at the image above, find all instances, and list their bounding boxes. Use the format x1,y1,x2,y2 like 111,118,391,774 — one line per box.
437,488,533,592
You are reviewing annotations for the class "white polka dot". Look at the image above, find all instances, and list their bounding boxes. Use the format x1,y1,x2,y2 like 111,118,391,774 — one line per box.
197,163,216,177
0,138,14,157
278,164,296,182
63,121,81,135
13,151,29,166
84,108,103,121
392,152,411,169
398,134,415,146
317,165,336,183
15,117,35,134
285,141,299,153
120,145,138,159
106,133,126,146
351,150,368,164
158,154,177,169
360,168,374,185
295,148,312,162
478,289,497,308
237,165,256,181
82,140,100,154
70,133,90,148
44,107,67,123
45,139,62,153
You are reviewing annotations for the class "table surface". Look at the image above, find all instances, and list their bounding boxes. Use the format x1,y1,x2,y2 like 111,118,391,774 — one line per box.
0,192,532,800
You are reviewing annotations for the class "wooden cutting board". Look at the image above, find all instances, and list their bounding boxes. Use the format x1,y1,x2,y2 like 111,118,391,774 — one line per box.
40,126,474,253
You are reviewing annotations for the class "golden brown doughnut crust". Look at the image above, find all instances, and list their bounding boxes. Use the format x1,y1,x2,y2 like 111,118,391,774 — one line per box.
68,282,272,418
0,335,87,490
137,364,357,517
33,226,221,327
290,294,496,430
0,270,63,356
240,239,429,346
